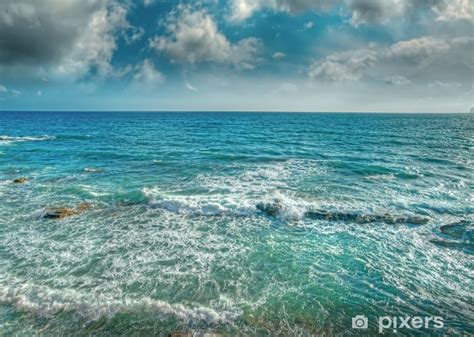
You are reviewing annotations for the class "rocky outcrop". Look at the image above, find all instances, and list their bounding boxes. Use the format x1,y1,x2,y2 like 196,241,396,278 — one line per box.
169,332,192,337
305,210,429,225
43,203,92,220
256,200,429,225
439,220,472,240
431,220,473,252
13,177,29,184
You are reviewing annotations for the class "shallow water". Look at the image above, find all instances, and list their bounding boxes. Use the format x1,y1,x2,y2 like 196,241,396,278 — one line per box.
0,111,472,336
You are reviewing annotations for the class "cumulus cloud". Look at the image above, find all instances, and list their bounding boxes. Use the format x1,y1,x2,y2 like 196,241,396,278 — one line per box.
309,48,378,81
273,52,286,59
230,0,470,27
346,0,473,26
143,0,155,7
0,0,139,78
186,83,198,91
347,0,408,26
132,59,164,86
435,0,473,21
230,0,334,22
150,5,261,69
309,36,474,84
384,75,411,85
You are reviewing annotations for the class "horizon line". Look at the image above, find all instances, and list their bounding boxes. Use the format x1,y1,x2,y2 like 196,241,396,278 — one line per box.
0,110,471,114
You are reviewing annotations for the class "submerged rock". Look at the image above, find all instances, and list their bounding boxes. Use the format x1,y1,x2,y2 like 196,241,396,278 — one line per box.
13,177,29,184
77,202,92,212
44,207,77,219
306,211,428,225
439,220,473,240
431,220,473,252
169,332,192,337
43,202,93,220
256,200,283,217
256,200,429,225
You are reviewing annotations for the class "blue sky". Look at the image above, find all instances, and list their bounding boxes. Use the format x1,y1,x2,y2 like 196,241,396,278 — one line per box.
0,0,472,112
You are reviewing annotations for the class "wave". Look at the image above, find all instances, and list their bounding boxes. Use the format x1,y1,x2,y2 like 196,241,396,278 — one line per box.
0,135,56,143
144,188,429,225
0,281,239,324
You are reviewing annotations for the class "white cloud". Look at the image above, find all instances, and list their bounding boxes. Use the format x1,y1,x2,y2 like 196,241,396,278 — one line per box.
12,89,21,96
230,0,334,22
186,83,198,91
428,81,462,88
132,59,164,86
150,6,261,70
230,37,263,70
229,0,468,28
0,85,6,93
36,90,43,96
0,0,139,79
143,0,155,7
309,47,378,81
309,36,474,84
435,0,473,22
384,75,411,85
304,21,315,29
272,52,286,59
56,3,132,77
347,0,408,26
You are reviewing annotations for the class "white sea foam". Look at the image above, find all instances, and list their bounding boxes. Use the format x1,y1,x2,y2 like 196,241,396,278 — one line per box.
144,186,315,222
0,135,56,144
142,160,327,222
0,281,239,323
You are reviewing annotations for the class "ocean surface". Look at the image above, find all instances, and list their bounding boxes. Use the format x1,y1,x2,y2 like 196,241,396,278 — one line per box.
0,111,472,336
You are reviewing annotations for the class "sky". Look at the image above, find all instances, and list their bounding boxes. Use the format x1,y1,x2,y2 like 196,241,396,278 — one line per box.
0,0,472,112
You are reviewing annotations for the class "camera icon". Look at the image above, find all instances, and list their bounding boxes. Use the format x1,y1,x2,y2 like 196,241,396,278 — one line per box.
352,315,368,329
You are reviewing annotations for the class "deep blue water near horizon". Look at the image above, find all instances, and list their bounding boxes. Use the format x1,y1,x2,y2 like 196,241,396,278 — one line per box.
0,111,472,336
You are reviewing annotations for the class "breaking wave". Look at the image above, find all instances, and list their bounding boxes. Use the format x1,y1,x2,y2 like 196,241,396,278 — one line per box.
143,187,429,225
0,281,239,324
0,135,56,144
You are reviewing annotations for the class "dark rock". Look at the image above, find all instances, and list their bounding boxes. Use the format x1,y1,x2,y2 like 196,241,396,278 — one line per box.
169,332,193,337
256,200,283,217
13,177,29,184
43,203,93,220
439,220,473,240
44,207,77,219
306,210,429,225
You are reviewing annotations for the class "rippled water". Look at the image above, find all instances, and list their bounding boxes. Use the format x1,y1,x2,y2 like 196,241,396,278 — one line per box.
0,111,472,336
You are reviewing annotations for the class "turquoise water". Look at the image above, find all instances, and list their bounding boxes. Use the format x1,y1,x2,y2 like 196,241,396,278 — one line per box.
0,111,472,336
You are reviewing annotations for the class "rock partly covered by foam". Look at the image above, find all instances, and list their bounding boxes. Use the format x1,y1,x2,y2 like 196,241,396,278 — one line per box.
256,199,429,225
306,210,429,225
256,200,283,217
431,220,473,251
44,203,92,220
13,177,29,184
439,220,473,240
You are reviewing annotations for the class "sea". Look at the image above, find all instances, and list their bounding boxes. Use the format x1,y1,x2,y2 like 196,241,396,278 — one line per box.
0,111,472,336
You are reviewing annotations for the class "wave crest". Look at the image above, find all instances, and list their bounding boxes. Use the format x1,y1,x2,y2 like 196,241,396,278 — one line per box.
0,282,239,324
0,135,56,143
